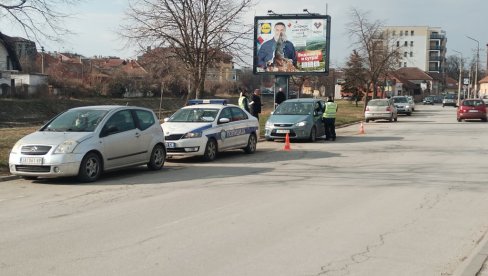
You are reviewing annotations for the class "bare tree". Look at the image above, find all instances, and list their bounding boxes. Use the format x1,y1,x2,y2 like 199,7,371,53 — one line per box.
122,0,255,101
0,0,77,42
346,8,401,106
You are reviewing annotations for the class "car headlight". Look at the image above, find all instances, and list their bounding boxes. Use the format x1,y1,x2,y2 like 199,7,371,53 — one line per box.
406,105,410,108
265,121,273,128
54,140,79,154
295,121,307,127
183,132,202,139
10,140,23,154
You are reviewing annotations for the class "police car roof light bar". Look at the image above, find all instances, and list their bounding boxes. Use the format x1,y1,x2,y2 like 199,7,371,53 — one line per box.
186,99,228,106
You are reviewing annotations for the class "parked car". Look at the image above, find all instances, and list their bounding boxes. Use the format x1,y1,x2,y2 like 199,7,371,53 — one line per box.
265,98,325,142
392,96,412,116
422,96,435,105
162,99,259,161
457,99,487,122
442,94,458,107
9,105,166,182
365,98,398,123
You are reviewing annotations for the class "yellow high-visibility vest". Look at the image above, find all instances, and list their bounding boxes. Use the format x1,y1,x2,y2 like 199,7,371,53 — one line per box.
323,102,338,118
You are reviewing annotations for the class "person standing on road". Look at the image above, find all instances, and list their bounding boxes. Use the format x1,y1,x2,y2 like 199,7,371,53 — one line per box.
238,89,250,112
250,89,262,120
322,97,338,141
275,87,286,107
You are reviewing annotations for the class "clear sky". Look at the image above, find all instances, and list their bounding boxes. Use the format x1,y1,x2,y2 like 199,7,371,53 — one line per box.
3,0,487,69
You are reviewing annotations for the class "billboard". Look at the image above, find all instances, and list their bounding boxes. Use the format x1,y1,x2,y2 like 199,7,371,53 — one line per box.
253,15,331,76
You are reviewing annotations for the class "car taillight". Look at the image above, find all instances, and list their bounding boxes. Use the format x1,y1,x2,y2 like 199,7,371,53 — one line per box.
366,107,370,111
386,106,391,111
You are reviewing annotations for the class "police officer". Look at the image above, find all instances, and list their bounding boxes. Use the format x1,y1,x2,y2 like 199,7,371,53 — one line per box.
323,97,338,141
238,89,250,112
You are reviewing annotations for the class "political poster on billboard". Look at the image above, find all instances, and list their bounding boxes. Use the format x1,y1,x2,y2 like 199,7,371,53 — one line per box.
253,15,331,76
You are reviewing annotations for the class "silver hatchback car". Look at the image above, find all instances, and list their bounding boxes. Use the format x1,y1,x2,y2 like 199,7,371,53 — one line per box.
365,98,398,123
9,105,166,182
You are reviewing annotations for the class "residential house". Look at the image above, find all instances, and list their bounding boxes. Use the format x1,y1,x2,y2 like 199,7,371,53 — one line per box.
444,76,459,94
0,32,47,97
391,67,433,101
479,75,488,97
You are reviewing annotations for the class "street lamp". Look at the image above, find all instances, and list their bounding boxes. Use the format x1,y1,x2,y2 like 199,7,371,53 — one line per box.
466,36,479,98
453,50,463,106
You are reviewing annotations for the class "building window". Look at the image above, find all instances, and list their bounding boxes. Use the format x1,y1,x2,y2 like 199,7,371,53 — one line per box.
392,30,396,36
399,62,402,68
404,52,408,57
411,30,414,36
410,52,413,57
410,41,414,47
404,62,407,67
396,41,400,47
405,30,408,36
404,41,408,47
400,30,403,36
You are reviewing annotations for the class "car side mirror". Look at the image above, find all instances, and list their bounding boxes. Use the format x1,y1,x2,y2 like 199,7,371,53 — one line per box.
163,117,170,122
218,118,230,124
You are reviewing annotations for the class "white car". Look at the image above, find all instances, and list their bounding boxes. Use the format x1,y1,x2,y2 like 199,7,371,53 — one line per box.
9,105,166,182
162,99,259,161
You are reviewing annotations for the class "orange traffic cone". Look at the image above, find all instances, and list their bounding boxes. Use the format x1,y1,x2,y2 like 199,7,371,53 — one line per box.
359,122,365,134
283,133,291,151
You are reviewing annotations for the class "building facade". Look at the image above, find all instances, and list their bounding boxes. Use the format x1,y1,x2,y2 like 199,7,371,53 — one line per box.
385,26,447,73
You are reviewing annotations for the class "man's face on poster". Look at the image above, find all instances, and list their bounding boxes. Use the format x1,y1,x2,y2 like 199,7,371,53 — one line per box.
273,24,287,41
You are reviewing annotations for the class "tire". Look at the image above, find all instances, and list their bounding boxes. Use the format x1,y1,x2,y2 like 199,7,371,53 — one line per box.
407,112,412,116
457,118,462,122
21,176,38,180
243,133,257,154
202,139,217,161
147,144,166,170
309,126,317,142
394,116,398,122
78,152,102,182
365,119,369,123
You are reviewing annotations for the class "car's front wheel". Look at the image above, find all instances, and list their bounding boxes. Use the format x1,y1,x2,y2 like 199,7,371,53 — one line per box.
243,133,257,154
147,144,166,170
309,126,317,142
202,139,217,161
78,152,101,182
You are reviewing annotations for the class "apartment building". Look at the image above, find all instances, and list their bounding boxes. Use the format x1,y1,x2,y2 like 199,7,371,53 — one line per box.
385,26,447,73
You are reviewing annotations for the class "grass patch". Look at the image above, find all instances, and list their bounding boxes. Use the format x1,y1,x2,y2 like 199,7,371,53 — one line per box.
0,126,39,175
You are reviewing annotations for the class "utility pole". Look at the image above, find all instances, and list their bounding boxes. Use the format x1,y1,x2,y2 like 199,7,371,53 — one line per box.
453,50,463,106
466,36,479,98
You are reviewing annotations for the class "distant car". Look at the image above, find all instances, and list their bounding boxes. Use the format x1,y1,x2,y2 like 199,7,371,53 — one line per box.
406,96,416,111
365,98,398,123
422,96,435,105
392,96,412,116
442,94,458,107
457,99,487,122
265,98,326,142
9,106,166,182
162,99,259,161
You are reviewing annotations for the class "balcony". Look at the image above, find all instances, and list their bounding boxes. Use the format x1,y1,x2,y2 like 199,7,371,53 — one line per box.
430,34,445,40
430,45,442,51
429,56,443,61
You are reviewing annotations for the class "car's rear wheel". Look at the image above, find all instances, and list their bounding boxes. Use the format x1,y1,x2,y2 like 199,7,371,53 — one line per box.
265,137,273,141
309,126,317,142
202,138,217,161
394,116,398,122
365,119,369,123
21,176,38,180
407,112,412,116
147,144,166,170
243,133,257,154
78,152,101,182
457,118,462,122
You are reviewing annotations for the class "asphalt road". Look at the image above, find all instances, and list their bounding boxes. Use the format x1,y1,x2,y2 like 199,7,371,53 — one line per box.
1,104,488,276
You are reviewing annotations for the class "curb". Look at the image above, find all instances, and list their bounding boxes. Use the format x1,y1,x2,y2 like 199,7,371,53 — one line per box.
0,175,19,182
459,236,488,276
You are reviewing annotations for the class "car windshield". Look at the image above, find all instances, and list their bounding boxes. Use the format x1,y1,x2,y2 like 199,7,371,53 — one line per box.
368,100,389,107
463,100,484,107
169,108,219,122
445,94,456,99
274,102,313,115
393,97,408,103
42,109,109,132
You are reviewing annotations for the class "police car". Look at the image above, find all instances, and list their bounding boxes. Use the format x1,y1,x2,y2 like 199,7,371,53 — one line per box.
162,99,259,161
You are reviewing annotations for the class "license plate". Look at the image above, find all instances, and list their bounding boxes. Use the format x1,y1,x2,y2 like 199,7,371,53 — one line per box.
276,129,290,134
469,110,479,113
165,142,176,148
20,157,43,165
